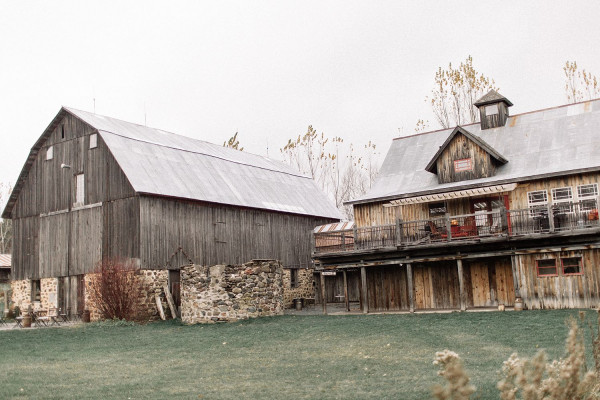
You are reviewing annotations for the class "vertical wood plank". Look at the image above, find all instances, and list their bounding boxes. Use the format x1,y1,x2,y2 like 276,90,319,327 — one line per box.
343,270,349,311
361,267,368,314
457,259,466,311
320,272,327,315
407,263,414,313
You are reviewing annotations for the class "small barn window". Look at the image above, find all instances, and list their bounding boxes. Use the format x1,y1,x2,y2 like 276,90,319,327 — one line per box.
75,174,85,206
31,279,41,302
551,187,573,213
536,259,557,277
454,158,473,173
89,133,98,149
485,104,499,115
561,257,582,275
428,202,447,217
46,146,53,161
290,269,299,288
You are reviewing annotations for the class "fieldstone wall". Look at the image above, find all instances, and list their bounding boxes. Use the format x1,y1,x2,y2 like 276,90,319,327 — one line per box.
84,269,169,322
181,260,284,324
136,269,169,320
39,278,58,311
11,279,31,312
282,268,315,308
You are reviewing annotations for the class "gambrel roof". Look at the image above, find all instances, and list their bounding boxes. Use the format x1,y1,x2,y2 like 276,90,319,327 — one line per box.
349,99,600,205
3,107,342,220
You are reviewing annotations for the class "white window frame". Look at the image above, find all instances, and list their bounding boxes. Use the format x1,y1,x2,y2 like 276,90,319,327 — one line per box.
74,174,85,207
551,187,573,213
576,183,598,211
527,190,548,216
46,146,53,161
89,133,98,149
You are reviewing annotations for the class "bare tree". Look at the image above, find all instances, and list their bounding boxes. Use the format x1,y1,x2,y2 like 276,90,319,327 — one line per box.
0,183,12,254
564,60,600,103
223,132,244,151
426,56,498,129
281,128,380,220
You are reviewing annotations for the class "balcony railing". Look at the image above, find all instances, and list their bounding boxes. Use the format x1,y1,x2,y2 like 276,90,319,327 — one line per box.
314,201,600,254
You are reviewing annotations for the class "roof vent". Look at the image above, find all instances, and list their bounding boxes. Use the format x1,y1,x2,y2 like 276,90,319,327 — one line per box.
474,90,513,130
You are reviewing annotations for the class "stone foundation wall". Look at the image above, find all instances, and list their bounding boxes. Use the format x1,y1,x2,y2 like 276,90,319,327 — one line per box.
40,278,58,311
282,268,315,308
11,279,31,312
136,269,169,320
85,269,169,322
181,260,283,324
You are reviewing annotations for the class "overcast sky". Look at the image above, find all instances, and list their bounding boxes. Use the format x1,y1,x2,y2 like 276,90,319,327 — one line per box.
1,1,599,193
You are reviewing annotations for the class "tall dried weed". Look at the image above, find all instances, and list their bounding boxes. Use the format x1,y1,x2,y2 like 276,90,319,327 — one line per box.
433,310,600,400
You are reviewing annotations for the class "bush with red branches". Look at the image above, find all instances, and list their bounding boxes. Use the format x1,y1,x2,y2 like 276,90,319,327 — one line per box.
87,258,145,321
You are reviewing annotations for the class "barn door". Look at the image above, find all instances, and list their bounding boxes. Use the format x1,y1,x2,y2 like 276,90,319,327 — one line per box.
169,269,181,313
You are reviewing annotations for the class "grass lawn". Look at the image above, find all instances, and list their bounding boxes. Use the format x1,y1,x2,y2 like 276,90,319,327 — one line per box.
0,309,598,399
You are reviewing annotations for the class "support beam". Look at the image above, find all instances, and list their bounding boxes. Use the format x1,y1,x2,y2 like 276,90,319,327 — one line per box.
457,259,466,311
360,267,368,314
510,255,521,298
406,263,414,313
320,272,327,315
343,270,349,312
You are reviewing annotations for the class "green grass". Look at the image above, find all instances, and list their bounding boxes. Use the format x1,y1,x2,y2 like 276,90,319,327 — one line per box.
0,309,597,399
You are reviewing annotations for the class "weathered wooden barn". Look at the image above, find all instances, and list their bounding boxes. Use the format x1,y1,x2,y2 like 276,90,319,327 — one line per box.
4,107,341,315
314,91,600,313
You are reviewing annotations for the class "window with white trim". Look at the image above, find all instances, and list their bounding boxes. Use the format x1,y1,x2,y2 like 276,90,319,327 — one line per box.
577,183,598,210
89,133,98,149
75,174,84,206
527,190,548,216
46,146,53,161
551,187,573,213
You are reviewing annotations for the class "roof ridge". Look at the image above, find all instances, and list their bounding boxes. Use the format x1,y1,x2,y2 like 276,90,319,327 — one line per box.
97,129,310,180
392,97,600,142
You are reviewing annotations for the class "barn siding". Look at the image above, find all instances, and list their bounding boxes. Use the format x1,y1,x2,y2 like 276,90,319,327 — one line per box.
516,249,600,309
139,196,333,269
436,133,495,184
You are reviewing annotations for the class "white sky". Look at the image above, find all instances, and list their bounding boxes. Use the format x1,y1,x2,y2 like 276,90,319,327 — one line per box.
1,1,599,191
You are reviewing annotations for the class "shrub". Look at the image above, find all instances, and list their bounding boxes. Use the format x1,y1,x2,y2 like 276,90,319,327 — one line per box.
434,310,600,400
87,258,146,321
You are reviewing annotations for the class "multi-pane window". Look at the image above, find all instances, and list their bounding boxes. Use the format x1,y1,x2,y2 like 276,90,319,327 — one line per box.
75,174,85,206
454,158,473,172
577,184,598,210
46,146,53,161
90,133,98,149
537,259,557,277
31,279,41,302
429,202,447,217
528,190,548,215
551,187,573,213
562,257,582,275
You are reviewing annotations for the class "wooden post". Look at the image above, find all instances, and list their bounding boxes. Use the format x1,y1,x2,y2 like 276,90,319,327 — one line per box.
445,215,452,241
510,255,521,298
457,259,466,311
396,219,404,246
353,225,358,250
163,284,178,318
341,231,346,251
155,295,166,321
360,267,368,314
343,270,349,312
406,263,414,313
320,272,327,315
547,203,555,233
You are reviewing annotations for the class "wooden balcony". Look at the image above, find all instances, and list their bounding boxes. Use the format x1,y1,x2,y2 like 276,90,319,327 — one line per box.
314,202,600,254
